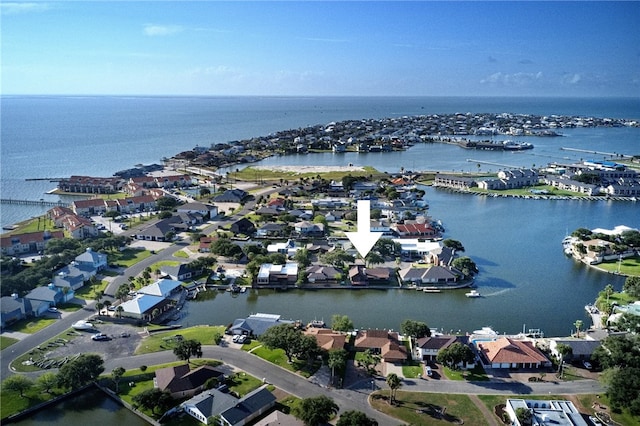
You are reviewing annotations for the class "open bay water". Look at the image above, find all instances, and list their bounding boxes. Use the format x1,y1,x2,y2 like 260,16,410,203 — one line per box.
1,95,639,424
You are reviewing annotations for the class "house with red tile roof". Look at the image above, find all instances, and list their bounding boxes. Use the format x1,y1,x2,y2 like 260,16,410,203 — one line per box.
354,329,408,363
304,328,346,351
477,337,551,369
392,222,438,239
72,198,108,216
0,230,65,256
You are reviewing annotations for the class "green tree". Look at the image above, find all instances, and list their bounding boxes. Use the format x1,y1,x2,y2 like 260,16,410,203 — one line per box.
294,248,311,268
57,354,105,390
436,342,475,370
364,251,384,267
36,372,58,394
623,276,640,298
173,339,202,364
331,314,354,332
321,249,355,268
328,348,348,384
442,239,465,252
132,388,173,414
606,366,640,414
95,302,104,316
115,305,124,318
386,373,402,405
336,410,378,426
555,343,573,377
260,323,305,363
515,407,533,426
2,375,33,397
573,319,583,338
359,349,381,374
400,319,431,341
451,256,478,277
373,238,401,257
294,395,339,426
111,366,126,394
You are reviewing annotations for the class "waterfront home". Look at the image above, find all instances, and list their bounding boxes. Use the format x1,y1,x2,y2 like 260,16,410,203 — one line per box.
155,174,192,188
397,265,461,286
348,265,392,286
256,263,298,287
433,174,478,190
180,388,238,425
62,214,98,239
161,264,200,281
476,337,551,369
230,218,256,236
0,230,64,256
505,399,588,426
267,240,298,257
414,336,474,369
548,339,601,363
393,238,442,259
0,294,30,328
607,179,640,197
119,278,183,320
477,168,539,191
542,176,599,195
58,175,122,194
305,265,342,285
304,328,347,351
391,222,439,239
354,329,408,364
154,364,224,399
72,198,109,216
228,313,295,337
253,410,304,426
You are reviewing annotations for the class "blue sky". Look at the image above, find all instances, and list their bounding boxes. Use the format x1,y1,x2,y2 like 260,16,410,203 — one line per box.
2,1,639,97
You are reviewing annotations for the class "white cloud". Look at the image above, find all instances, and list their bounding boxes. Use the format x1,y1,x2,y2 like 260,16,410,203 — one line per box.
562,73,582,84
1,2,49,15
143,24,183,37
480,71,543,86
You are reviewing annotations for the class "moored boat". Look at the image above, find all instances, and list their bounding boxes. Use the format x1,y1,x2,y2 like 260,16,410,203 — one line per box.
465,290,481,298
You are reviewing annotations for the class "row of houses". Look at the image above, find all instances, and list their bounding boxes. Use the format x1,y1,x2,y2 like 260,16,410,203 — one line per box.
58,174,192,194
0,230,65,257
1,248,107,327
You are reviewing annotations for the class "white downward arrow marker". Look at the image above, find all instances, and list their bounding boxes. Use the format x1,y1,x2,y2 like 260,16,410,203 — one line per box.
346,199,383,258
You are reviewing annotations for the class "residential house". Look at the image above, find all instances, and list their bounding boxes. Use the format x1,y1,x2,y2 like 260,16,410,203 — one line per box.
135,216,184,241
72,198,108,216
348,266,392,286
542,176,599,196
415,336,473,368
52,265,90,291
477,338,551,369
353,329,408,364
116,194,159,214
119,278,183,320
75,247,108,271
256,223,287,238
392,222,439,239
0,230,64,256
548,339,602,363
253,410,304,426
305,265,342,285
397,266,461,287
219,386,276,426
199,236,215,252
478,168,539,190
180,389,238,425
25,284,72,316
256,263,298,287
230,218,256,236
178,202,218,219
154,364,224,399
433,174,477,190
155,174,192,188
161,264,200,281
255,206,283,217
267,240,298,257
304,328,346,351
394,239,442,260
1,295,30,328
214,189,248,203
293,221,324,237
61,215,98,239
305,239,332,254
228,313,295,337
505,399,588,426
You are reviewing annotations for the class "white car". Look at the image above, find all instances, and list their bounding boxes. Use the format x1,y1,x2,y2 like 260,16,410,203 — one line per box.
582,360,593,370
47,307,58,313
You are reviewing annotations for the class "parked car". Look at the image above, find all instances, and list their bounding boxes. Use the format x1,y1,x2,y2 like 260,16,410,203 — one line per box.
92,333,109,341
237,335,248,344
47,307,58,313
425,366,433,377
582,360,593,370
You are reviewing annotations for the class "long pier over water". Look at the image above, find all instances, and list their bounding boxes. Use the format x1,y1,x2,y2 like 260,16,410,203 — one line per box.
0,198,68,207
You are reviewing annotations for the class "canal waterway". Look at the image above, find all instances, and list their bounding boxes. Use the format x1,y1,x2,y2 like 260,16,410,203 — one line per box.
176,188,637,338
11,388,147,426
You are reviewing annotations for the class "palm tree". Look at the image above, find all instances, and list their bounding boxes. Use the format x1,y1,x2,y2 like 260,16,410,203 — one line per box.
115,305,124,318
386,373,401,405
103,300,112,313
95,302,104,316
574,319,583,338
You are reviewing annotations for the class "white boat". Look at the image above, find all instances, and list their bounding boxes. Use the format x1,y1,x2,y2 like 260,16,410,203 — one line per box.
72,320,94,330
472,326,497,336
465,290,481,298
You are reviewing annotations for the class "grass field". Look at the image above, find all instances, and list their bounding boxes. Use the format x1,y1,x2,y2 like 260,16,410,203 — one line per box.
5,317,57,334
229,165,385,182
135,325,225,354
595,256,640,277
0,335,19,350
110,248,152,268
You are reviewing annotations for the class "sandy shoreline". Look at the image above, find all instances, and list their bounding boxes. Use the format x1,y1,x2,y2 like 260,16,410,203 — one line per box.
252,165,366,173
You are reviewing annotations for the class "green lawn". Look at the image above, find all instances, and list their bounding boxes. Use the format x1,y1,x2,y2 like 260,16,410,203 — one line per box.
230,165,385,182
135,325,225,355
0,382,66,419
443,365,489,381
249,345,319,378
110,248,152,268
0,335,19,350
370,390,490,426
401,361,423,379
5,317,57,334
595,256,640,277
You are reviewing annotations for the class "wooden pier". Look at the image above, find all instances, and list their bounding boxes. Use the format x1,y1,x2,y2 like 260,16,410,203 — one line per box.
0,198,68,207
